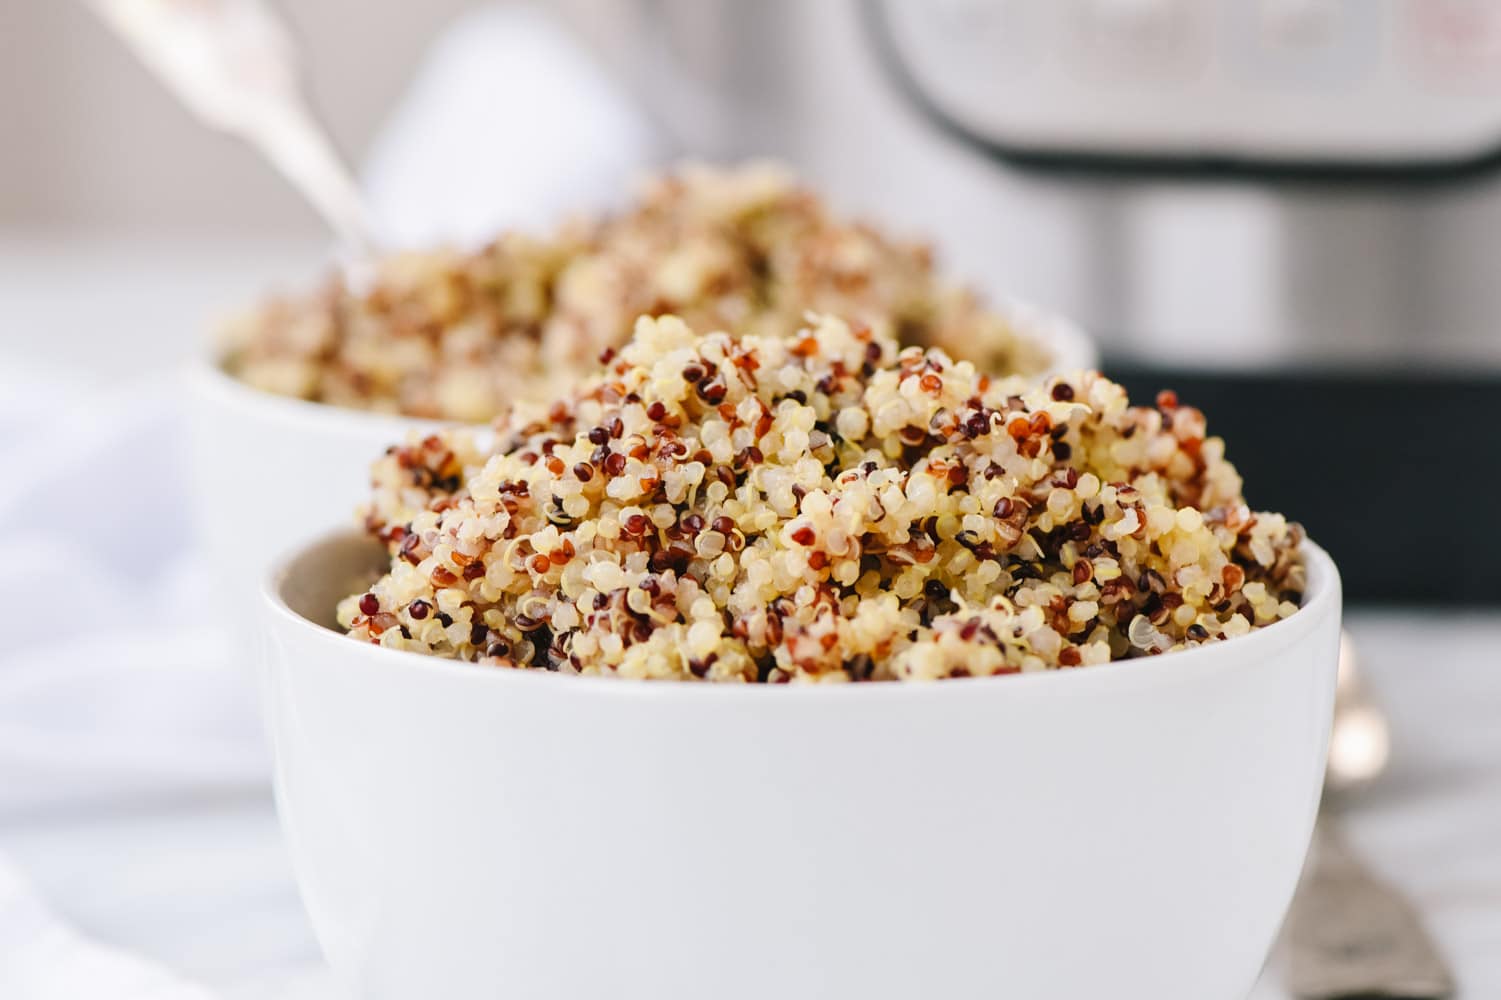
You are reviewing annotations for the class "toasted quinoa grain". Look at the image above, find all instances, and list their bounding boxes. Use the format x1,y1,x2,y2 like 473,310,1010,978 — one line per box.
222,163,1048,421
338,313,1304,682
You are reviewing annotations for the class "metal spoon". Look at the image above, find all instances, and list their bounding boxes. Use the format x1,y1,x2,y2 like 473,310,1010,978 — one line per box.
1282,633,1454,999
89,0,379,270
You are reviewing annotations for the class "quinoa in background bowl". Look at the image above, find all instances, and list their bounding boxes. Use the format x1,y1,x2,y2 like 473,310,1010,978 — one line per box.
217,162,1072,423
190,164,1094,650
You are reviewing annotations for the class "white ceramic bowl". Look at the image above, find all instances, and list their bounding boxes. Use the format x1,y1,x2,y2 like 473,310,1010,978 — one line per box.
187,301,1095,641
184,362,448,638
260,530,1340,1000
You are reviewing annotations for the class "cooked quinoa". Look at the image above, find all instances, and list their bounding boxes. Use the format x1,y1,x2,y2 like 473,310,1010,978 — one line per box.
222,163,1048,421
337,313,1304,682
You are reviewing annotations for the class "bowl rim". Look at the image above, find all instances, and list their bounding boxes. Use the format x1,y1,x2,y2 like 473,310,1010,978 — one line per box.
183,354,456,437
260,529,1340,701
187,293,1097,432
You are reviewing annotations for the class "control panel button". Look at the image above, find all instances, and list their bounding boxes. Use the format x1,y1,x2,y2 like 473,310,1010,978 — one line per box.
1228,0,1373,90
1073,0,1210,83
1405,0,1501,88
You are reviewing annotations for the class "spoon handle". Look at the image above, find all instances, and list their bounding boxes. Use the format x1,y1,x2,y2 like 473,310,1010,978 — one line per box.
1284,819,1454,999
89,0,378,260
252,100,380,261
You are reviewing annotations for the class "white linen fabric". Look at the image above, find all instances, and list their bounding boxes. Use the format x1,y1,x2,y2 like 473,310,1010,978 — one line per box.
0,375,259,996
0,853,218,1000
0,378,269,820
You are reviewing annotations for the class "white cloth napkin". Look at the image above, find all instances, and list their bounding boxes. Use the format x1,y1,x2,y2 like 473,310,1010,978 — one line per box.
363,3,664,249
0,377,269,819
0,373,258,995
0,854,218,1000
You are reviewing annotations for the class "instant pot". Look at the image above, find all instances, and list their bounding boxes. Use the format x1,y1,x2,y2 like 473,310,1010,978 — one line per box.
560,0,1501,603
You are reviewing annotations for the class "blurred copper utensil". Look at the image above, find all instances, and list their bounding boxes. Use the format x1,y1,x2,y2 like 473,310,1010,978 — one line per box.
1324,632,1391,796
89,0,378,266
1283,632,1454,1000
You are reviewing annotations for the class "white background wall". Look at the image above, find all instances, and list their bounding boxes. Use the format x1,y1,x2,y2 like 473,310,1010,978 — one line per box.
0,0,479,234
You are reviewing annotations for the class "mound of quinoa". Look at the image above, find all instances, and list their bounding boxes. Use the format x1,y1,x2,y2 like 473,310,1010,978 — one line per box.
222,163,1048,421
338,312,1304,682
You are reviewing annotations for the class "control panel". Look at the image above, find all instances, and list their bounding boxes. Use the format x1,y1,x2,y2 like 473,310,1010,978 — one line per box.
874,0,1501,167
